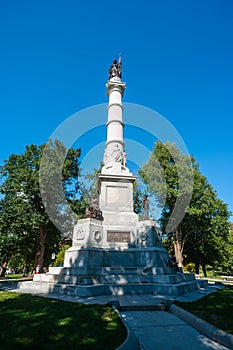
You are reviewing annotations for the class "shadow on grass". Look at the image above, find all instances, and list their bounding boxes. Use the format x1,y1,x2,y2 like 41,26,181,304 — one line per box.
0,291,126,350
176,285,233,335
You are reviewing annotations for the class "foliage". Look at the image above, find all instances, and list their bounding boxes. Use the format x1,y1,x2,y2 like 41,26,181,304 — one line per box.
39,139,84,233
139,141,231,274
161,237,174,256
133,180,144,215
79,166,102,206
183,174,230,275
184,262,196,273
7,253,29,272
0,291,127,349
53,245,71,267
223,226,233,274
0,141,82,276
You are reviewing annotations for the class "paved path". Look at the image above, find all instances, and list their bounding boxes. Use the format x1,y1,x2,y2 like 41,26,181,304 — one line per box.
0,281,231,349
120,310,229,349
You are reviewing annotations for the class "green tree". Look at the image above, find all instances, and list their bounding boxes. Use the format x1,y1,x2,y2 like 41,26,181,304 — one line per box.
139,141,230,274
223,225,233,274
133,180,144,216
184,179,230,275
53,244,71,267
79,166,102,205
0,141,82,276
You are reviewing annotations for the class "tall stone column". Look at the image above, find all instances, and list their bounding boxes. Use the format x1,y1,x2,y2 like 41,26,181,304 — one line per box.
98,58,138,240
102,79,126,173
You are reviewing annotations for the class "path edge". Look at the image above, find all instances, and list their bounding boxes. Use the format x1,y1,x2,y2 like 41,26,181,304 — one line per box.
169,303,233,350
112,305,140,350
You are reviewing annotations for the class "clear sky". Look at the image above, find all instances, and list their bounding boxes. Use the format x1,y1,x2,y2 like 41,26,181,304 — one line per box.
0,1,232,220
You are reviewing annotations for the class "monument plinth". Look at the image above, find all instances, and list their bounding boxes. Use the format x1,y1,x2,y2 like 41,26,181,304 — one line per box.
26,57,207,297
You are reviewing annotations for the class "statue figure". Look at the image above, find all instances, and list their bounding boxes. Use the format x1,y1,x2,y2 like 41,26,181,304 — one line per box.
109,56,122,80
112,144,124,165
115,149,123,163
142,194,149,219
85,198,103,220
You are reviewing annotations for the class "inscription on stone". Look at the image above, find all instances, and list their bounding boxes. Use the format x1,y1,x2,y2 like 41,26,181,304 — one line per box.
107,231,131,242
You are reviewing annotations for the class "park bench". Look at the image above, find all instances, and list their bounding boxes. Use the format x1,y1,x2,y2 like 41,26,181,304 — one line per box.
221,276,233,281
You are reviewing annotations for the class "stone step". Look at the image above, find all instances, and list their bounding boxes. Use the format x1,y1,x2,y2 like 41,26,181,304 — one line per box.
108,279,207,297
34,274,96,285
95,273,195,285
106,283,154,295
154,281,197,296
47,266,176,276
18,281,153,297
153,273,195,284
18,281,106,297
18,278,207,298
93,267,175,275
197,279,208,288
33,272,196,286
118,304,167,311
34,273,153,285
97,274,153,284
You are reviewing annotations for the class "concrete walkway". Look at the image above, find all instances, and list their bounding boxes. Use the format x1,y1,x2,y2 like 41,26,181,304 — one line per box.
120,310,229,349
0,281,232,349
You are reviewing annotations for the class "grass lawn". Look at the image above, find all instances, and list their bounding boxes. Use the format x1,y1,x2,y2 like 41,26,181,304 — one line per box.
0,291,127,350
4,274,25,279
176,285,233,335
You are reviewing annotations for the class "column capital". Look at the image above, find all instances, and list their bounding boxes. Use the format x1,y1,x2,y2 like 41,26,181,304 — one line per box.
106,81,126,97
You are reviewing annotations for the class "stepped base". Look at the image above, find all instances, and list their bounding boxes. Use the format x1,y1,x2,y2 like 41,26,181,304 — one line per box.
18,278,207,297
18,247,208,298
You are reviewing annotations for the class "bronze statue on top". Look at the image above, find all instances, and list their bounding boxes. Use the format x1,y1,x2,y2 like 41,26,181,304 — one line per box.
85,197,103,221
109,55,122,80
142,194,149,219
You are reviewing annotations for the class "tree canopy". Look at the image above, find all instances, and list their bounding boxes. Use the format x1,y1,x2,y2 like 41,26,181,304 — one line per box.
139,141,231,275
0,141,83,276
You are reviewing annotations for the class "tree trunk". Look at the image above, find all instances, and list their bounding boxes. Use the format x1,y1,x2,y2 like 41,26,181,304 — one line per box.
201,264,207,277
195,262,199,274
25,262,30,275
34,227,46,273
173,229,184,270
0,261,8,278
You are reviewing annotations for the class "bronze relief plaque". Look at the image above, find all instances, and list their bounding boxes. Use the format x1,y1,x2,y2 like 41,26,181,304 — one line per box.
107,231,131,242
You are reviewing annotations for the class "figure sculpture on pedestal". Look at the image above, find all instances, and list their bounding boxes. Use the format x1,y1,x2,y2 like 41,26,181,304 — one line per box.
113,144,124,164
142,194,149,219
85,198,103,221
109,56,122,80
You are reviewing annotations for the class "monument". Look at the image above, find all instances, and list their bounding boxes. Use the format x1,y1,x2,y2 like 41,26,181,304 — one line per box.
23,57,207,297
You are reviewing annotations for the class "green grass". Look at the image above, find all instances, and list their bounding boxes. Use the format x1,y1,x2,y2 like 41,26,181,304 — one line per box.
0,291,127,350
4,274,25,279
176,285,233,335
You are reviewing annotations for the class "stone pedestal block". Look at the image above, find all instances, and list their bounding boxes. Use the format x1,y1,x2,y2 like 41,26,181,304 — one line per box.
72,218,103,248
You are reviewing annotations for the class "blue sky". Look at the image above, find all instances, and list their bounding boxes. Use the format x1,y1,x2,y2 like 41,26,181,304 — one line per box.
0,1,232,220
